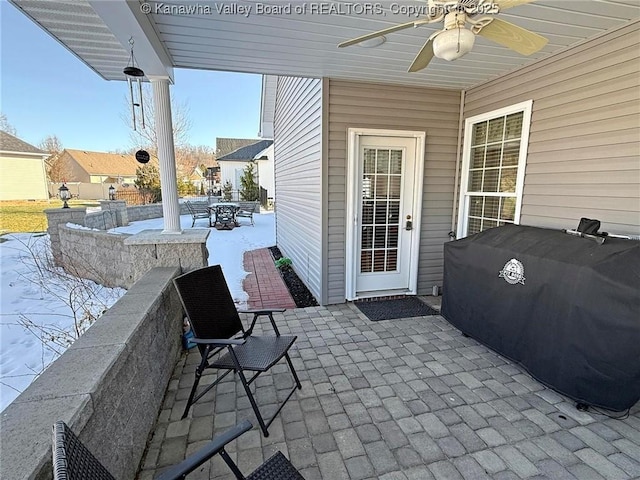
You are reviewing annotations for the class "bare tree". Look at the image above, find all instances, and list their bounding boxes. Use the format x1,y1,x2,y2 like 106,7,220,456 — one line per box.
0,113,17,135
123,85,192,155
39,135,69,183
175,144,217,180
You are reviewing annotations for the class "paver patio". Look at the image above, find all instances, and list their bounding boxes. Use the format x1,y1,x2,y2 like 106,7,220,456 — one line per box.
137,300,640,480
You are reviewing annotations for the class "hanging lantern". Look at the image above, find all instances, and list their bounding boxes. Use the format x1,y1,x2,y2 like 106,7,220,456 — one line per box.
123,37,145,131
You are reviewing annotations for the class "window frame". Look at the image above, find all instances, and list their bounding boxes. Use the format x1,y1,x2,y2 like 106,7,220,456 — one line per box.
456,100,534,238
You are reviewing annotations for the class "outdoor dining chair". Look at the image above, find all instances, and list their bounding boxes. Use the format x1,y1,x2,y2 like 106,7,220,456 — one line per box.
52,419,305,479
173,264,302,437
185,200,212,227
235,201,258,226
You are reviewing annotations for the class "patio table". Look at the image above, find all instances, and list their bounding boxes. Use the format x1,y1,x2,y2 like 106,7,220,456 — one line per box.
209,202,240,229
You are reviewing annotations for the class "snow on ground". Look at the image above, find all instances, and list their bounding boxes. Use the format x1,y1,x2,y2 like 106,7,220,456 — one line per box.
0,211,275,411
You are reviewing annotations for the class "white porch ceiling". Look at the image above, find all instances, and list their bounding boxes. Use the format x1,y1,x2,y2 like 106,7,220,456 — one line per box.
10,0,640,89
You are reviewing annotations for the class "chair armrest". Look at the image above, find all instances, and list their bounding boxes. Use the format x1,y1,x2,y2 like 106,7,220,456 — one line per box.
154,420,253,480
239,309,286,314
191,337,245,346
241,310,287,336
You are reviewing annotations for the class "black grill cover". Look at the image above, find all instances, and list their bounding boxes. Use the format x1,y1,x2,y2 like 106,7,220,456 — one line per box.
441,224,640,411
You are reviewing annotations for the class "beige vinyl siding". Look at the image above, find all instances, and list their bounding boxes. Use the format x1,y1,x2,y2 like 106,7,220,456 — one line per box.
327,80,461,303
464,21,640,236
274,76,324,303
0,154,48,200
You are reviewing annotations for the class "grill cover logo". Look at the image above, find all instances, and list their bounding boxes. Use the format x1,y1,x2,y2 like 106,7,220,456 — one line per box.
499,258,526,285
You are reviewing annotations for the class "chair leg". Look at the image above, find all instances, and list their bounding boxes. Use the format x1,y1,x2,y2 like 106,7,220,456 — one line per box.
219,449,246,480
284,353,302,390
236,367,270,437
182,352,209,419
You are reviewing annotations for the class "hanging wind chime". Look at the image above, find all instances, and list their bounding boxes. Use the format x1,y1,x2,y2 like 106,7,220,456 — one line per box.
123,37,146,132
123,37,150,164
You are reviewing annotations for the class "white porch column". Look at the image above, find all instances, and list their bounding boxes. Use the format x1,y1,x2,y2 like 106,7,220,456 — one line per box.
151,77,182,234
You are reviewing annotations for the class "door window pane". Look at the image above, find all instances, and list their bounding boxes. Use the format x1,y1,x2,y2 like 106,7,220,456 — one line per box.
386,249,398,271
388,177,401,199
361,147,405,273
363,149,376,174
373,250,386,272
376,150,389,173
390,150,402,174
374,203,388,224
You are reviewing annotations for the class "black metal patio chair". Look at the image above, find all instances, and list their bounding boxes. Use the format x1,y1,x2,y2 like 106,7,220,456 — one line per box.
173,264,302,437
236,201,257,226
52,419,305,479
185,200,212,227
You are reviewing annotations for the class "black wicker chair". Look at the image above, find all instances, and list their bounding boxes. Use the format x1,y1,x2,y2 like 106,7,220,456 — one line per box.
173,265,302,437
52,419,304,479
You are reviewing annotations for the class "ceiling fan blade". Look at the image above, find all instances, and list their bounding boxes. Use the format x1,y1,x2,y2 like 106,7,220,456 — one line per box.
478,18,548,55
492,0,537,11
338,21,418,48
408,38,435,72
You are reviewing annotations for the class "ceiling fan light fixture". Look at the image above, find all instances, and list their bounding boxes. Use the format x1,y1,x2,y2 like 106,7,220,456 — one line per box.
433,27,475,61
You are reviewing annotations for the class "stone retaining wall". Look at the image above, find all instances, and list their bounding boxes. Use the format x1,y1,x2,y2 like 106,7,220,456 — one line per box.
46,204,209,289
128,203,166,222
0,267,184,480
58,226,133,288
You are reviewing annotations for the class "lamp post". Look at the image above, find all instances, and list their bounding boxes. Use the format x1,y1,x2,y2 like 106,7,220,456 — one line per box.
58,184,70,209
109,185,116,201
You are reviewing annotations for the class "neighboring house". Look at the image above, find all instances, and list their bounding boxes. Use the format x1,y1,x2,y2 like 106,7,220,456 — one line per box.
262,22,640,305
182,165,206,193
0,131,48,201
216,138,275,200
57,149,143,184
48,149,161,200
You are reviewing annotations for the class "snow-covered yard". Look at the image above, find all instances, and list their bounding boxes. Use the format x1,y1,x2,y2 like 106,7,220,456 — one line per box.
0,211,275,411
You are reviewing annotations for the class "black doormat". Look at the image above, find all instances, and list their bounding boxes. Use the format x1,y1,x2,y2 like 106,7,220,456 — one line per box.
354,297,438,321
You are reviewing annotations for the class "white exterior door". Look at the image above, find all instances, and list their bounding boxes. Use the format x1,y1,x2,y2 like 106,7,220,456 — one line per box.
346,130,425,299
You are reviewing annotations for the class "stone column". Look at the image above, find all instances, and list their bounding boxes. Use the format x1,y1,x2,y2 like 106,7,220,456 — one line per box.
98,200,128,227
44,208,87,265
150,77,182,234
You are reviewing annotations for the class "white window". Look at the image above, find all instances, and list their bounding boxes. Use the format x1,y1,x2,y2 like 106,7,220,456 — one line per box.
457,100,533,238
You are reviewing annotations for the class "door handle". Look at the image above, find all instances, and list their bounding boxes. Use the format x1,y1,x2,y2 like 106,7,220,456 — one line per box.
405,215,412,231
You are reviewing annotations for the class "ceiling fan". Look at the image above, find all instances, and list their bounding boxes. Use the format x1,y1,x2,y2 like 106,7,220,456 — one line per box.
338,0,548,73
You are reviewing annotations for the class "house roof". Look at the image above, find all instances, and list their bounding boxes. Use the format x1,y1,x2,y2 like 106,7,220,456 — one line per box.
64,149,152,176
0,131,46,155
217,140,274,162
216,138,263,158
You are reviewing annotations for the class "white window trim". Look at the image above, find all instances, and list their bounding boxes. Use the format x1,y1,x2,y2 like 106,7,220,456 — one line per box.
456,100,534,238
